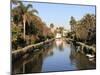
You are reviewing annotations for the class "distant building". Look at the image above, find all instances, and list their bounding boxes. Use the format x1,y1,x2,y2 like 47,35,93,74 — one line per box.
62,29,68,37
55,33,62,39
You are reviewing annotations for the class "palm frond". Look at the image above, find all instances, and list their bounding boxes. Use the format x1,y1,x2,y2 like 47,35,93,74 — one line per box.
30,9,39,14
26,4,33,10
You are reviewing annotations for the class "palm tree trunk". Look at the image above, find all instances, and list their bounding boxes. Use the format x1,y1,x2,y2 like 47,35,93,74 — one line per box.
23,16,26,40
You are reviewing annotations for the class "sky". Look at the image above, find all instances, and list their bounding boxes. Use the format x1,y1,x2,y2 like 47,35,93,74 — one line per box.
14,2,96,30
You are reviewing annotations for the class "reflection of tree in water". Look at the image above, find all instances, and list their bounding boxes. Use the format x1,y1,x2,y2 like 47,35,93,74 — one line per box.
58,43,64,51
14,52,43,74
13,50,44,74
76,53,95,70
70,42,77,65
23,43,55,73
49,51,54,56
13,42,55,74
24,54,43,73
70,42,96,70
42,42,54,58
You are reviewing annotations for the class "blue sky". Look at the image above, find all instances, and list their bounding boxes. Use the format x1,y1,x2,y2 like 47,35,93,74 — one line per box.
14,2,96,29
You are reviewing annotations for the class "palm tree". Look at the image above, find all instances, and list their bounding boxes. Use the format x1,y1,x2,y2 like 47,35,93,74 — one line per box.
11,0,18,4
12,1,38,39
70,16,76,32
50,23,54,28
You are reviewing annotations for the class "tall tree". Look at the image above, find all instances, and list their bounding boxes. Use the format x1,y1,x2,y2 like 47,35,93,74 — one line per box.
50,23,54,28
72,14,96,41
12,1,38,39
11,0,18,4
70,16,76,32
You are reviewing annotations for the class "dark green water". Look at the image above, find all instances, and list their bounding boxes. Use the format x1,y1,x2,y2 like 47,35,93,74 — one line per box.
12,38,96,74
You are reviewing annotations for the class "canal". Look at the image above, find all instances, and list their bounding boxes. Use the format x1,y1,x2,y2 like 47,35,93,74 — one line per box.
12,38,96,74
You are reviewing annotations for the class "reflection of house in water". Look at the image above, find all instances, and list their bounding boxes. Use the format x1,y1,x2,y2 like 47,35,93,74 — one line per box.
55,39,64,51
70,42,96,70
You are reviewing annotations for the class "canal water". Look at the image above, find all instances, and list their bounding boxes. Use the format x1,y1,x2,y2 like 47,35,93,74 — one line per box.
12,38,96,74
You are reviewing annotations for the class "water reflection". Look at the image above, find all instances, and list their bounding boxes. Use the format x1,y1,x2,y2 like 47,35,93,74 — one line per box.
55,39,64,51
70,42,96,70
12,51,43,74
12,38,96,74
